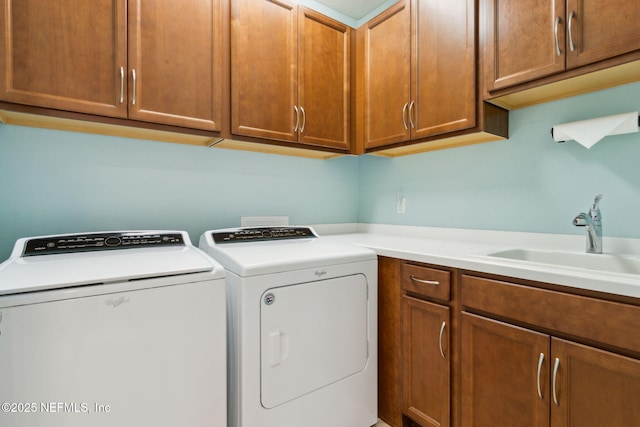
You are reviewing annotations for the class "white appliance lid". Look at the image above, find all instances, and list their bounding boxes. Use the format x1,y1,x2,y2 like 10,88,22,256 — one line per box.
199,228,376,277
0,231,225,295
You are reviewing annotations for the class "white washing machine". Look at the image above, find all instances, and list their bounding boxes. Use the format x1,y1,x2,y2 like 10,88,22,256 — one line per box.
199,226,377,427
0,231,227,427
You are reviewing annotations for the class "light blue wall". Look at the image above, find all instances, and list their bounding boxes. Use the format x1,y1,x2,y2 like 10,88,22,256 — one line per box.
0,126,358,260
2,82,639,261
358,82,640,238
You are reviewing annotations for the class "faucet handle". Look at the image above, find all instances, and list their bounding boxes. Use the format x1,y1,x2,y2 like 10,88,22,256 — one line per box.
590,194,602,220
593,194,603,207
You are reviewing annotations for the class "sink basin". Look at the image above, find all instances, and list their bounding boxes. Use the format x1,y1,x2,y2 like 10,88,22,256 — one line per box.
487,249,640,275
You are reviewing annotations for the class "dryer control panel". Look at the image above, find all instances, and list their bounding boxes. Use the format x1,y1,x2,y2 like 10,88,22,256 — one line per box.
22,232,185,256
211,227,317,244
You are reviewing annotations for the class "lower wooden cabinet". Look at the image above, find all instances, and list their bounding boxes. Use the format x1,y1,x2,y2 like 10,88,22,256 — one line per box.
378,257,640,427
461,312,550,427
551,337,640,427
461,311,640,427
402,295,450,427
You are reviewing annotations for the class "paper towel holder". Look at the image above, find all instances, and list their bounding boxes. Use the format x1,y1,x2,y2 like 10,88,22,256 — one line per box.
550,112,640,144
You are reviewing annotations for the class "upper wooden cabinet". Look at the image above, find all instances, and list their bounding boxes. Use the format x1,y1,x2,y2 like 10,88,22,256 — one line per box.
360,0,477,150
231,0,351,151
0,0,224,131
483,0,640,93
360,1,411,148
0,0,128,118
128,0,224,130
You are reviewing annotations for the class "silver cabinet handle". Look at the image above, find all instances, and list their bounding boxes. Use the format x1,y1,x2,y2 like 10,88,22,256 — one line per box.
300,106,306,133
438,321,446,359
552,357,560,406
410,276,440,286
131,69,137,105
537,353,545,399
408,100,415,129
402,103,409,130
293,106,299,132
119,66,125,104
554,16,562,57
568,11,576,52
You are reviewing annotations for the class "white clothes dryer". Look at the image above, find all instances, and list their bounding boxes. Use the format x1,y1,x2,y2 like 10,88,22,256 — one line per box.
0,231,227,427
199,226,377,427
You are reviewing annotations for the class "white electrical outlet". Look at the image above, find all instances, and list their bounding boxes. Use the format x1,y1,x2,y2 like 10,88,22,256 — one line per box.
396,192,406,214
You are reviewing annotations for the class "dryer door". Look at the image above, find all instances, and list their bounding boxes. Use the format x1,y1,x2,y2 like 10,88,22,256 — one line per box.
260,274,368,408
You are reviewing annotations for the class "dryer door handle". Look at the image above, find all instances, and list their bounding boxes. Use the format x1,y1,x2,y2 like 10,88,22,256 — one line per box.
268,330,288,367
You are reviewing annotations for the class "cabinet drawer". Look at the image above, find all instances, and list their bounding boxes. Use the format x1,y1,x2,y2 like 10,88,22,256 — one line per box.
461,274,640,355
402,263,450,301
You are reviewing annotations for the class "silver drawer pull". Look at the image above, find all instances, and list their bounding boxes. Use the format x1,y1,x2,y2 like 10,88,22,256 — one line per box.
131,69,137,105
554,16,562,56
119,66,125,104
402,103,409,130
438,321,446,359
537,352,545,399
410,276,440,286
553,357,561,406
408,100,415,129
568,11,576,52
293,106,299,132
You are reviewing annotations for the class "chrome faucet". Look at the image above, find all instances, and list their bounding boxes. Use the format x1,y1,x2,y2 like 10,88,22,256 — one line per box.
572,194,603,254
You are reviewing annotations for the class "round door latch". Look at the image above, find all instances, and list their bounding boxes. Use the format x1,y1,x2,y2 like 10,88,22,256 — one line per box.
264,293,275,306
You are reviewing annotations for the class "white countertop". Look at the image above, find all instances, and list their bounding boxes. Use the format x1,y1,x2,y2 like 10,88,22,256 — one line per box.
313,224,640,300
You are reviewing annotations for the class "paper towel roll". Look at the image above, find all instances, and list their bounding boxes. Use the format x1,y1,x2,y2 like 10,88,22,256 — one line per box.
551,111,639,149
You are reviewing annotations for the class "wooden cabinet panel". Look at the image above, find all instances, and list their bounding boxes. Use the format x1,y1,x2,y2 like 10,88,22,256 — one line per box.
462,312,640,427
411,0,475,138
0,0,127,117
566,0,640,69
128,0,223,131
378,257,403,427
361,0,479,152
484,0,640,96
401,263,451,302
231,0,298,142
403,295,450,427
361,1,411,148
461,274,640,355
483,0,565,91
231,1,350,150
551,337,640,427
461,312,550,427
299,9,350,150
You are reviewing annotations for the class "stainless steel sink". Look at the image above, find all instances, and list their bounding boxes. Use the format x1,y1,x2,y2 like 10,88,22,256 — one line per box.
487,249,640,275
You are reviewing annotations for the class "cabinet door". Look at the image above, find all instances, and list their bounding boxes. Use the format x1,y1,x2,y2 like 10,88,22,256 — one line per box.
551,338,640,427
482,0,565,91
461,313,549,427
411,0,475,139
299,8,350,150
0,0,127,117
566,0,640,69
128,0,223,131
362,0,411,149
402,295,450,427
231,0,298,142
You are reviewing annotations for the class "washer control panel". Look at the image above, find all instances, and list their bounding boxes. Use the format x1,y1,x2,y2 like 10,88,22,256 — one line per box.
22,232,185,256
211,227,317,244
